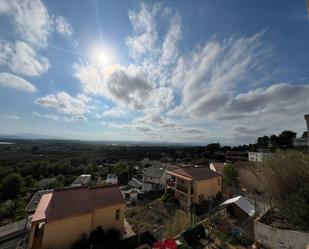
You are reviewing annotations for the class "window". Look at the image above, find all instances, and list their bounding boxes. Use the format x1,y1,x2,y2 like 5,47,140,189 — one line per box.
115,209,120,220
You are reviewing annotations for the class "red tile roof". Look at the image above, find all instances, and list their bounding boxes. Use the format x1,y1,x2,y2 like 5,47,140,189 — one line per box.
33,185,125,223
167,166,221,181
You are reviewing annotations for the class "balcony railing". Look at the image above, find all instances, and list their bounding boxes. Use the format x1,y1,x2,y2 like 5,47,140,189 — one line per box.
176,184,194,195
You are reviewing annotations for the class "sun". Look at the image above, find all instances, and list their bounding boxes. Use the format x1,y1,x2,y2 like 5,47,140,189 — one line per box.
97,53,109,65
89,44,115,66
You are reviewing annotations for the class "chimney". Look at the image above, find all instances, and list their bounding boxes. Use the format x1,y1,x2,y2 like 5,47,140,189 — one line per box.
304,114,309,150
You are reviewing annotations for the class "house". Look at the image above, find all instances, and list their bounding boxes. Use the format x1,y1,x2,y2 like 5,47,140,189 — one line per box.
218,196,256,239
70,174,91,187
142,167,166,192
128,177,142,189
34,178,57,190
209,162,225,175
248,152,271,162
293,137,308,150
26,190,53,214
220,196,256,217
106,173,118,185
120,186,142,204
165,166,221,211
27,185,125,249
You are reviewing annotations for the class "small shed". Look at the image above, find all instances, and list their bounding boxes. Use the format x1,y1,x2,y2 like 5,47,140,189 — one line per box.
220,196,255,219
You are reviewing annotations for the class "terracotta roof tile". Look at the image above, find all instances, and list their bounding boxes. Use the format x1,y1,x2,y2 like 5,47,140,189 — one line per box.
36,185,124,223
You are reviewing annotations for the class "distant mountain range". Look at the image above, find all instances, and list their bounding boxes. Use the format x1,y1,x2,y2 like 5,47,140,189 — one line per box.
0,133,193,146
0,133,65,140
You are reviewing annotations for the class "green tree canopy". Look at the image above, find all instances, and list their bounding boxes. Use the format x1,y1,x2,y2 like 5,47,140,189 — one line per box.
0,173,22,200
205,143,221,154
222,165,238,196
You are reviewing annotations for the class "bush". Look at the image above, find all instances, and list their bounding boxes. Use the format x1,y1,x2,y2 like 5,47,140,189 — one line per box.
89,226,106,245
106,228,121,242
162,189,179,206
262,150,309,231
71,233,89,249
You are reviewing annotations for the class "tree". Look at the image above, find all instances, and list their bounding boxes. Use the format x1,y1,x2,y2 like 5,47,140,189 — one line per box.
111,163,128,184
0,173,22,200
278,130,296,148
257,136,269,148
24,175,35,188
162,189,179,206
270,134,280,149
206,143,221,154
222,165,238,197
301,131,308,138
56,174,65,186
262,150,309,231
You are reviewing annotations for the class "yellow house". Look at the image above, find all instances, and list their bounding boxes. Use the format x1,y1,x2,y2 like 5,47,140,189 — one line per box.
28,185,126,249
165,166,221,211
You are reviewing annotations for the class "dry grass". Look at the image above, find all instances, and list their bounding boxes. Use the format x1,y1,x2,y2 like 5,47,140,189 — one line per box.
126,198,191,239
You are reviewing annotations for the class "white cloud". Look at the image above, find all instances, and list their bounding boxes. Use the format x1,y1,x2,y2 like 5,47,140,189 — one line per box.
102,106,125,118
64,115,88,122
170,31,268,117
0,73,36,92
54,16,73,37
35,92,88,116
0,0,52,46
160,13,182,65
73,63,154,110
1,40,50,76
0,40,13,65
5,115,20,120
126,3,161,59
0,0,74,47
33,111,59,121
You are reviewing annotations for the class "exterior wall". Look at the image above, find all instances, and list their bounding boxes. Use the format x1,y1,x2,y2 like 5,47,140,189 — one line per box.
142,176,163,191
32,204,125,249
27,225,36,249
254,220,309,249
42,213,92,249
248,152,271,162
92,204,125,233
193,176,221,203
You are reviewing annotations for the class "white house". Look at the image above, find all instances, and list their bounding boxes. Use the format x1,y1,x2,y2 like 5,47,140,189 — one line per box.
142,167,166,192
70,174,91,187
248,152,271,162
106,173,118,185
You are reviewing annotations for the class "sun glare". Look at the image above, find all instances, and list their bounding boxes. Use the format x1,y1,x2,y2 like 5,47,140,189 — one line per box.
89,44,115,66
98,53,109,65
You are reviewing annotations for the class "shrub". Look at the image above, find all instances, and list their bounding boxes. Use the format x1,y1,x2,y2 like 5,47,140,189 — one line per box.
106,228,121,242
71,233,89,249
89,226,106,245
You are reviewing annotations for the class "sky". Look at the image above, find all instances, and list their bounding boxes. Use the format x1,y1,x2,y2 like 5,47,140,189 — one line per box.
0,0,309,145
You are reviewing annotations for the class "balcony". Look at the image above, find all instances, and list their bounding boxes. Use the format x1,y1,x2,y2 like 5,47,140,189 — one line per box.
176,184,194,195
166,179,176,188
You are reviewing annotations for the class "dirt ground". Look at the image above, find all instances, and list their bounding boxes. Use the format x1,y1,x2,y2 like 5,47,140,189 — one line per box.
126,198,191,239
233,162,266,193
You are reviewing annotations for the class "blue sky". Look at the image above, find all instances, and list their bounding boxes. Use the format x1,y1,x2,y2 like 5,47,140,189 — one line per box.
0,0,309,144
